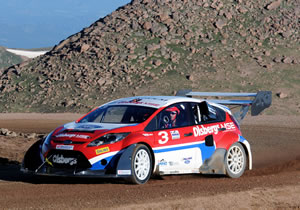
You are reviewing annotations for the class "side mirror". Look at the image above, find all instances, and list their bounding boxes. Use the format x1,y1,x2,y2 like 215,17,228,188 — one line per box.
205,135,214,147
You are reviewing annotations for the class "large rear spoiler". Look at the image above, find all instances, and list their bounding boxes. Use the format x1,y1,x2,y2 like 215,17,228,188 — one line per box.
176,90,272,123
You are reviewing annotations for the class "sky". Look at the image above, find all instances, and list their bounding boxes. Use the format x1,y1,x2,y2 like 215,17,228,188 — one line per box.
0,0,131,49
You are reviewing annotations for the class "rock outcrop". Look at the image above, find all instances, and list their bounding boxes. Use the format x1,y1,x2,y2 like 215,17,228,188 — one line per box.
0,0,299,113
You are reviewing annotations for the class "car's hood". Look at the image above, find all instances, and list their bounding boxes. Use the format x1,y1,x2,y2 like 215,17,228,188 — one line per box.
64,122,135,131
53,122,137,140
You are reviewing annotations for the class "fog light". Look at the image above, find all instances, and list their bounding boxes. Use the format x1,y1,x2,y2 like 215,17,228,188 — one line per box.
101,159,107,166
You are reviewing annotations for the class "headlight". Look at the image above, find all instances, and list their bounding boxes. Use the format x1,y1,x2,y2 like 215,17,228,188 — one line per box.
87,132,130,147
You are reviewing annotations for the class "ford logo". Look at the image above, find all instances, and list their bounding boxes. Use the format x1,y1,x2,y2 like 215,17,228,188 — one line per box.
63,140,73,145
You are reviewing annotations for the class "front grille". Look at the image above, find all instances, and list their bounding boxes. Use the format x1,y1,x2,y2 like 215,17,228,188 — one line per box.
46,150,91,169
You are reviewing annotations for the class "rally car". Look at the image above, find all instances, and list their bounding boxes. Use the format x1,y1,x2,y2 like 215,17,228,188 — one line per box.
21,91,272,184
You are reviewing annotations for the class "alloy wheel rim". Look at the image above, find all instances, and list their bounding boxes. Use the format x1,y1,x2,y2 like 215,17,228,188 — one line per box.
134,149,150,180
227,145,244,175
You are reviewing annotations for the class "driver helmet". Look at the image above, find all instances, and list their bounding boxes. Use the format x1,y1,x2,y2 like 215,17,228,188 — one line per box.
166,106,180,118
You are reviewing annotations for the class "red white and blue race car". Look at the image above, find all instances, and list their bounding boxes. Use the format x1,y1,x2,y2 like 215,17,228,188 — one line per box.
22,91,271,184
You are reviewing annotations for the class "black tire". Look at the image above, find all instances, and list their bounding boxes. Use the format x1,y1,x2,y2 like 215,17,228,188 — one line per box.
129,144,152,184
22,140,43,171
225,143,247,178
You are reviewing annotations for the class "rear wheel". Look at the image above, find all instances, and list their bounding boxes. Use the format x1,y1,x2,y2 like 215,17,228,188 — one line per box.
130,144,152,184
225,143,246,178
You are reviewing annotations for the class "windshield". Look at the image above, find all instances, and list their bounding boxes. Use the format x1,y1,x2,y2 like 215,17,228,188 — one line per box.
79,105,157,124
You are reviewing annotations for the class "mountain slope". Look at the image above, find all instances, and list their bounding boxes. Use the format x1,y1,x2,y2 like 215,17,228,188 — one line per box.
0,47,24,70
0,0,299,114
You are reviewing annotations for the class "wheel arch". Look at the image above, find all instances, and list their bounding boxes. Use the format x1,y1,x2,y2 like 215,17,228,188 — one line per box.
238,141,252,170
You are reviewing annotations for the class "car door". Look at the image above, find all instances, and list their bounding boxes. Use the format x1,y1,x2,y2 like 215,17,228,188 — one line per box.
150,102,202,173
191,101,227,164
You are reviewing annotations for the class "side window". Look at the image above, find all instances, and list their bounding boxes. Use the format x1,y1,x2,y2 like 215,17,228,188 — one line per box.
207,104,217,121
206,105,226,122
144,115,157,132
145,103,193,131
215,106,226,122
191,102,226,124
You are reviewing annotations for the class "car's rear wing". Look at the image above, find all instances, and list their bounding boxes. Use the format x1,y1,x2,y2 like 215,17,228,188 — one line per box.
176,90,272,123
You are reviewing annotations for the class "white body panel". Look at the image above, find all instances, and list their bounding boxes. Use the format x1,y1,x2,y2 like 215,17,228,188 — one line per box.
153,141,212,175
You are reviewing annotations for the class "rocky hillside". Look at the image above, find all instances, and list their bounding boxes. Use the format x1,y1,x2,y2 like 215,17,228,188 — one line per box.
0,0,299,114
0,47,24,71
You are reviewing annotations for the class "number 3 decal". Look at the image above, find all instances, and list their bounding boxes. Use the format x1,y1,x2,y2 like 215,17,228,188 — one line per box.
158,131,169,144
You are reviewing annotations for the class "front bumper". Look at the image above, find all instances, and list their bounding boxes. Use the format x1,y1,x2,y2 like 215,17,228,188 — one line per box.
21,166,131,178
21,143,137,179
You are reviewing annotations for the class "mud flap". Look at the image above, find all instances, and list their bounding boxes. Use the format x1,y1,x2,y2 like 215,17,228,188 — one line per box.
199,149,226,175
116,144,136,177
22,140,43,172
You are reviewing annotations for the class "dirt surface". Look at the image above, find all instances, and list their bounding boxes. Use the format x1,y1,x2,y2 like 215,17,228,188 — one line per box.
0,114,299,209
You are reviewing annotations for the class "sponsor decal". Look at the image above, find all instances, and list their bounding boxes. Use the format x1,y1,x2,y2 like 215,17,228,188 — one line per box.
170,130,180,140
158,159,167,166
55,133,90,139
52,154,77,165
183,157,192,164
222,122,235,130
157,130,180,144
117,100,160,107
117,170,131,175
56,145,74,150
193,122,235,137
96,146,110,155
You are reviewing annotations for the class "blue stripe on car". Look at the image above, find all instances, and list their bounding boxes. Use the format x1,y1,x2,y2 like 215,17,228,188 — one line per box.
238,135,246,142
90,155,115,170
154,142,215,163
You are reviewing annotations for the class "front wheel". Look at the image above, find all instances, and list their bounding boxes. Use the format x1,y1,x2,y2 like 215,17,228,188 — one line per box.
225,143,246,178
130,144,152,184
